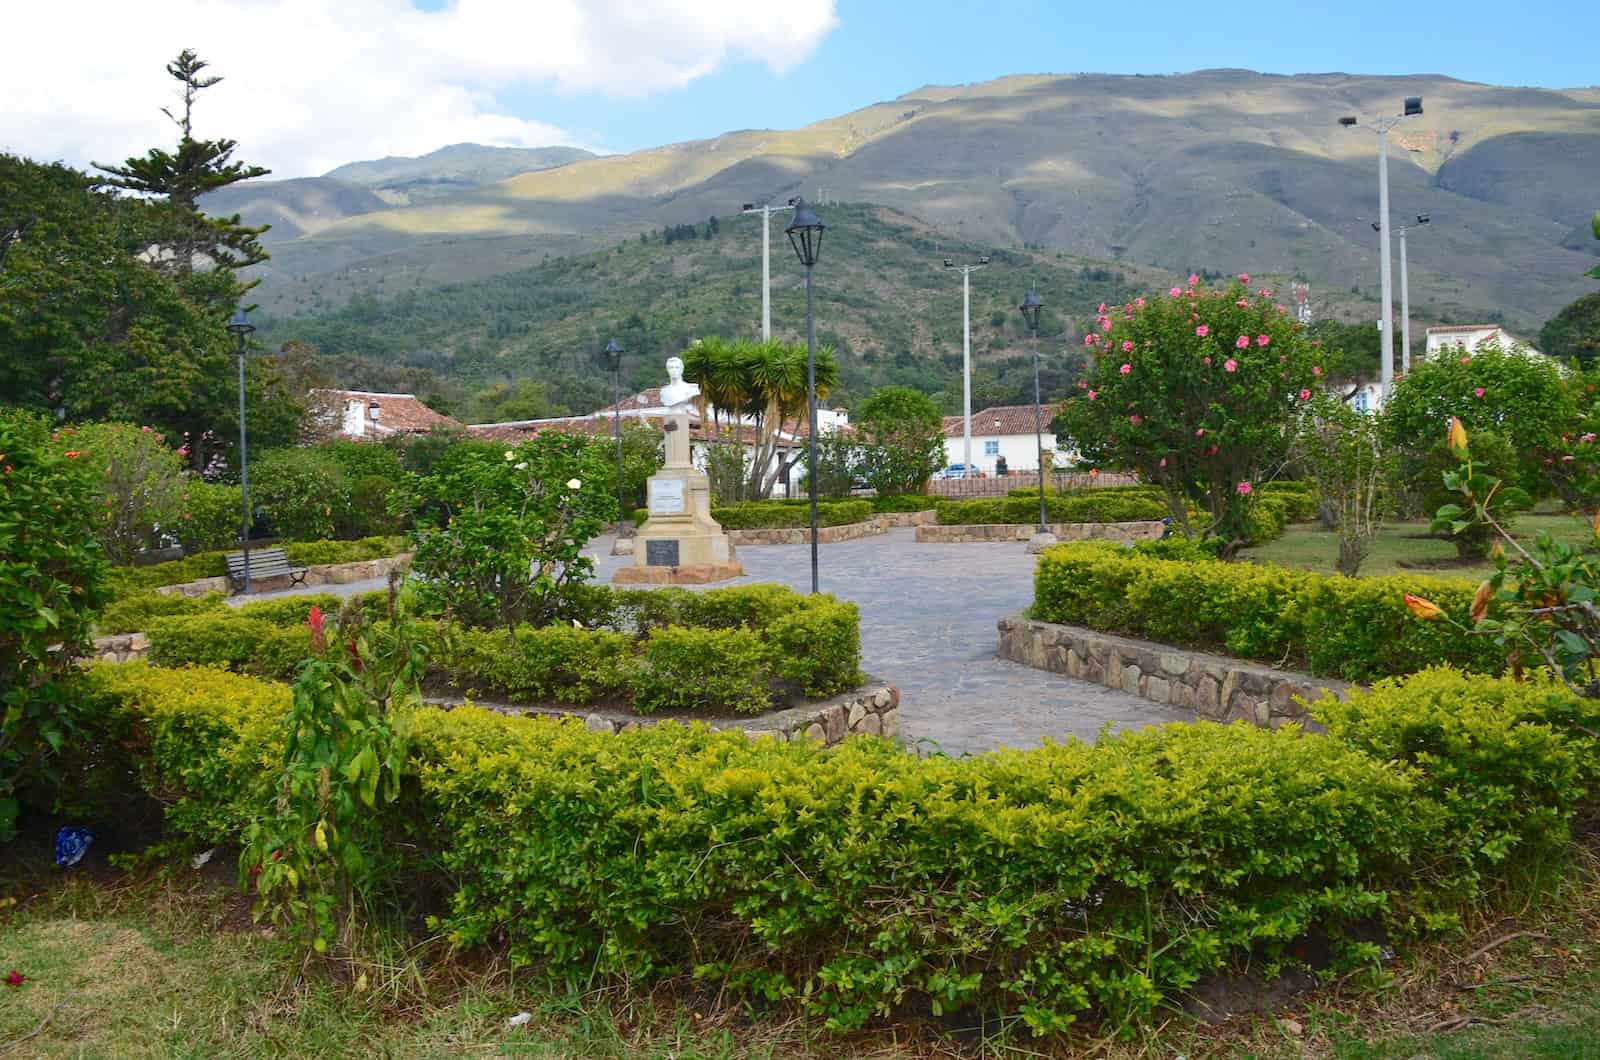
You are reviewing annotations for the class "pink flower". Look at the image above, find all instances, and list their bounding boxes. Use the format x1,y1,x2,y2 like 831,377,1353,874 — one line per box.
1098,303,1107,314
1087,390,1097,401
141,425,151,433
1256,335,1270,347
1170,286,1183,297
1120,363,1132,375
1085,334,1099,346
1258,288,1271,298
1236,481,1253,495
1312,366,1322,377
1276,304,1287,314
1474,387,1485,397
1299,388,1312,400
1238,273,1250,284
1195,325,1210,338
1196,428,1206,437
1235,335,1250,349
1460,356,1470,364
1159,457,1167,468
1206,444,1219,456
1188,273,1200,285
1100,319,1113,333
1203,356,1212,366
1121,340,1134,353
1129,415,1142,425
1224,359,1239,372
1580,433,1597,444
1134,297,1146,308
1236,299,1251,308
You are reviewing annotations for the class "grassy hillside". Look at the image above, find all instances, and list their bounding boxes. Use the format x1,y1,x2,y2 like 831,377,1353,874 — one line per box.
236,69,1600,332
258,203,1203,414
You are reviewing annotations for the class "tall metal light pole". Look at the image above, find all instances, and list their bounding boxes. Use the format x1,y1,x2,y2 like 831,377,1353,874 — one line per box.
226,307,255,592
1339,96,1423,402
786,198,825,595
1397,213,1430,375
603,339,626,537
1019,289,1051,543
741,201,794,341
943,256,990,471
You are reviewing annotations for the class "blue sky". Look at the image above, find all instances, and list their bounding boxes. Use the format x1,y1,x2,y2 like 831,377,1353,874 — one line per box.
513,0,1600,155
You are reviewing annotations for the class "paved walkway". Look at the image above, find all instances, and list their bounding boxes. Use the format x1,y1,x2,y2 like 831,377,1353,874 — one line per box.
247,529,1186,756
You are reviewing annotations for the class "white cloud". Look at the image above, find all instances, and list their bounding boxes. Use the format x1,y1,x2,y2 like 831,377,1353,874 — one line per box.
1,0,838,178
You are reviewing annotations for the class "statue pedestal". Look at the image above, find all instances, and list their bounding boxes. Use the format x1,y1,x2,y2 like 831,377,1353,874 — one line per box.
614,447,742,585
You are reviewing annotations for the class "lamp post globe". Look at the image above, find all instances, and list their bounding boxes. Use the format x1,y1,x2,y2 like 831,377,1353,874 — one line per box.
785,198,826,594
227,307,256,591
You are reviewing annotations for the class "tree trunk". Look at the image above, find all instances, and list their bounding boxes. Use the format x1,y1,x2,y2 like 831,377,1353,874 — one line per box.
1335,534,1368,577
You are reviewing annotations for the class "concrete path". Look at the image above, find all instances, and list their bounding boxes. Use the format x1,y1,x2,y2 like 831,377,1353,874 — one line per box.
244,529,1186,756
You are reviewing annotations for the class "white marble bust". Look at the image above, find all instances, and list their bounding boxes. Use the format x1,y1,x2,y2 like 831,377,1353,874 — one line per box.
660,355,700,412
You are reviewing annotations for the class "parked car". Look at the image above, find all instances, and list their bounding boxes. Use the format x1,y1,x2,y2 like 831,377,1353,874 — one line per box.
933,463,982,480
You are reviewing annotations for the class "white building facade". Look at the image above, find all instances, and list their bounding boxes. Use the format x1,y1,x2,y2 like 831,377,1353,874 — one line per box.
940,403,1067,474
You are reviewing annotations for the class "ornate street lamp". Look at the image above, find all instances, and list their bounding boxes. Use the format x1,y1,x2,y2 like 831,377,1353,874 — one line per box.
786,197,826,594
1019,288,1055,552
226,307,255,591
601,339,627,538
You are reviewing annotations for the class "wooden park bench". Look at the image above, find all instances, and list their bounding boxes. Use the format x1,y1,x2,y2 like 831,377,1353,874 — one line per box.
225,547,308,593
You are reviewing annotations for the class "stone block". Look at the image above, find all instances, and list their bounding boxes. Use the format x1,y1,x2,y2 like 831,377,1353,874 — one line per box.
879,708,900,740
847,702,867,730
860,713,882,736
824,705,847,743
1197,674,1220,714
1178,682,1198,709
1161,653,1189,677
804,723,826,744
1066,649,1082,678
1254,700,1271,726
1105,655,1122,690
873,689,891,708
584,713,612,733
1146,676,1170,704
1121,665,1142,695
1269,681,1295,712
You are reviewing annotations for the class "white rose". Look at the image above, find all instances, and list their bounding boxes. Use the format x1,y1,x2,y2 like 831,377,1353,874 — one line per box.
515,461,528,471
566,478,582,490
504,450,515,461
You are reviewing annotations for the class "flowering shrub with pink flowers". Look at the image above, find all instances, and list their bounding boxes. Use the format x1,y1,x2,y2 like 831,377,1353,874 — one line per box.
1057,276,1322,552
55,422,190,565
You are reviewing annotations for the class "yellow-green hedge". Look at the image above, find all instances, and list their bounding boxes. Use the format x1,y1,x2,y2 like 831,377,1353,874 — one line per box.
1033,542,1503,682
70,662,1598,1032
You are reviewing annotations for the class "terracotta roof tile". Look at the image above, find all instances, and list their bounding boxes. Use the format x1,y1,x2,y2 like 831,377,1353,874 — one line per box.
945,404,1064,437
306,389,463,439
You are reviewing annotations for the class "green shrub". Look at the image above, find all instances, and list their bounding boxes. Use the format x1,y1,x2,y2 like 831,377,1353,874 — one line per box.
176,481,243,553
676,583,808,630
711,499,873,530
145,613,311,679
632,626,773,715
766,598,862,697
235,593,348,628
869,493,940,513
96,591,225,635
252,447,351,542
1243,495,1288,546
1033,542,1503,682
443,624,634,705
345,473,407,538
69,661,1600,1032
281,536,406,568
937,493,1165,526
1261,482,1317,523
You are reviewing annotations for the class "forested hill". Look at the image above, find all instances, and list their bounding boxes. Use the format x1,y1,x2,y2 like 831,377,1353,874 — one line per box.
259,203,1192,414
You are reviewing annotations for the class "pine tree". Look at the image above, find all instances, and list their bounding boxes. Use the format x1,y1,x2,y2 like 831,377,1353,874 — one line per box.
93,49,271,308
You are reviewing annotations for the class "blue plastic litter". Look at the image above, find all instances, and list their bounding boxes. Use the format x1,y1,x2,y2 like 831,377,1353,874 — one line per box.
54,826,94,868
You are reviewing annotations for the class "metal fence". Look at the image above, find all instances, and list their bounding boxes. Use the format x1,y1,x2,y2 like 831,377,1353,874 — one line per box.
924,471,1140,499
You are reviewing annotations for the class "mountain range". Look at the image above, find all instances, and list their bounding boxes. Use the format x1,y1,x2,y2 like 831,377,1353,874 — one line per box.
218,68,1600,358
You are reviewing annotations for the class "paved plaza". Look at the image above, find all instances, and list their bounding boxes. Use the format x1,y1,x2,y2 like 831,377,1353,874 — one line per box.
251,529,1187,755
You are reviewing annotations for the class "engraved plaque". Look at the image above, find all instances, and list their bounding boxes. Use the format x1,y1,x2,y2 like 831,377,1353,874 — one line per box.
646,539,680,567
649,477,685,514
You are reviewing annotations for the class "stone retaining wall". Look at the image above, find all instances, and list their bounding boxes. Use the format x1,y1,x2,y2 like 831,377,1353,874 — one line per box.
155,553,413,597
426,678,900,748
916,520,1164,544
996,613,1349,728
91,632,150,664
875,509,939,528
728,517,887,547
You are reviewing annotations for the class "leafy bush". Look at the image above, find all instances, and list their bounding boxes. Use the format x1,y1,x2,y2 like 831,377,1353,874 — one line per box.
711,499,872,530
869,494,939,513
70,660,1599,1031
96,591,225,635
1260,481,1317,523
317,438,407,482
251,447,351,542
145,613,311,678
937,493,1165,526
445,624,634,705
854,386,945,495
766,597,863,697
1033,542,1503,682
60,421,188,564
1,410,113,839
632,626,774,715
176,480,243,554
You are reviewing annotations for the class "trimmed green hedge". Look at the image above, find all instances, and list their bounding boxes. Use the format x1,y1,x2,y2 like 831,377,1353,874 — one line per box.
1033,542,1503,682
144,583,863,716
869,494,940,513
711,500,873,530
108,535,407,596
938,493,1166,526
1002,482,1316,525
71,661,1599,1031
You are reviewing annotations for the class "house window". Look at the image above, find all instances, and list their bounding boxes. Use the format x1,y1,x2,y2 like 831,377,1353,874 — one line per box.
983,440,1000,456
1353,389,1369,415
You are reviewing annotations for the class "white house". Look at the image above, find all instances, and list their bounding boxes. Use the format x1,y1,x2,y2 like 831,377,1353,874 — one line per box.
1424,324,1543,361
941,403,1066,474
304,389,463,441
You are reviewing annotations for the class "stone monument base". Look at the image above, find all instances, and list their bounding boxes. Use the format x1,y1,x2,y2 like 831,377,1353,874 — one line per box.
612,561,744,586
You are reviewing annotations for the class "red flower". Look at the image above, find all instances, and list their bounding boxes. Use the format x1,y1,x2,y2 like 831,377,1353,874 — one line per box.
63,450,80,458
4,970,24,988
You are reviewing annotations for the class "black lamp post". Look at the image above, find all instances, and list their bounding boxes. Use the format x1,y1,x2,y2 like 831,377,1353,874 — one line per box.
1019,288,1054,548
602,339,626,538
226,307,255,592
785,197,825,594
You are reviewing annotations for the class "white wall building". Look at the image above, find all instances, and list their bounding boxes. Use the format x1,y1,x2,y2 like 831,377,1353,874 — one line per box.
941,403,1067,474
1424,324,1542,361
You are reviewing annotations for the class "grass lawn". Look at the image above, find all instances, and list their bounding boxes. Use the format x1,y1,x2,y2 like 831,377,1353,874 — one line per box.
1240,513,1596,580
